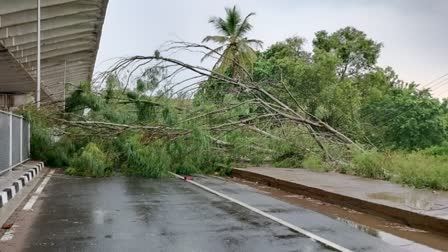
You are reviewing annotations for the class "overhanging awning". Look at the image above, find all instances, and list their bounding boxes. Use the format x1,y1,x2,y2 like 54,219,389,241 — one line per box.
0,43,36,94
0,0,108,102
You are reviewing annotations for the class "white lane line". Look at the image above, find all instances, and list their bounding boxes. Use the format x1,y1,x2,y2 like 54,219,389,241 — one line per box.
23,170,55,211
169,172,353,252
0,225,18,241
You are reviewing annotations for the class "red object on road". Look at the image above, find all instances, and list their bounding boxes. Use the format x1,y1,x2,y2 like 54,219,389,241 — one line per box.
2,223,13,229
184,176,193,181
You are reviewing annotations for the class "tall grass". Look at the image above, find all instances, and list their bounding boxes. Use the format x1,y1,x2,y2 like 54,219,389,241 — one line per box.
343,149,448,190
302,153,330,172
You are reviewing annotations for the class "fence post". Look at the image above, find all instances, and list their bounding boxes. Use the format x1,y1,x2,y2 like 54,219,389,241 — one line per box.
9,113,12,167
28,122,31,158
20,118,23,162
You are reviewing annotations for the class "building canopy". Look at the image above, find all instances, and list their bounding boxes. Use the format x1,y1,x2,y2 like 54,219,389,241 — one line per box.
0,0,108,102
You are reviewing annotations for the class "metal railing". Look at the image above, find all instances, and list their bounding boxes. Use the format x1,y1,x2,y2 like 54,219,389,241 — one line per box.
0,110,30,174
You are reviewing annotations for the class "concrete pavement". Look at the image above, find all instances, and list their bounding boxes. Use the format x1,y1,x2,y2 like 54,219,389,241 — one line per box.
231,167,448,234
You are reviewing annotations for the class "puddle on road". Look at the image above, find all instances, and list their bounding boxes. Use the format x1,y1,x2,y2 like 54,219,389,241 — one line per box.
233,177,448,252
368,192,404,203
367,191,439,211
336,218,438,252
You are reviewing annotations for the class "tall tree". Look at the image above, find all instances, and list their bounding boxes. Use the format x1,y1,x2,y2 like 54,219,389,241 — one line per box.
361,88,447,150
313,27,382,80
202,6,263,80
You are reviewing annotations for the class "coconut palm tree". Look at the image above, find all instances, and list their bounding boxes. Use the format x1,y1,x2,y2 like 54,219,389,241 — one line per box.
202,6,263,80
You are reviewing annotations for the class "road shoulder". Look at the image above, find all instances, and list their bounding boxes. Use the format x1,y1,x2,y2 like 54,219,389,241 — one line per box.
231,167,448,234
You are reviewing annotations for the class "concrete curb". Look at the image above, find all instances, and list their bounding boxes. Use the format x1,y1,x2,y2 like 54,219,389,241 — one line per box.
0,162,44,208
231,168,448,235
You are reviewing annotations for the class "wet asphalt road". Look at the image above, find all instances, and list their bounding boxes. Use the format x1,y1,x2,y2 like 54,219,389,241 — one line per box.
15,173,404,252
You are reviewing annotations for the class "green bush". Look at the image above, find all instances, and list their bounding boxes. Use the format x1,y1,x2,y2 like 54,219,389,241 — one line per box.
340,149,448,190
30,116,75,167
422,142,448,156
169,129,231,176
302,153,330,172
270,125,317,168
389,152,448,190
67,143,111,177
120,136,170,178
349,150,392,180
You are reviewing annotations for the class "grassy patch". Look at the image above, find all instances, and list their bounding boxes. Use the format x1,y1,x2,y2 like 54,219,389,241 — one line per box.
389,152,448,190
302,153,330,172
338,149,448,190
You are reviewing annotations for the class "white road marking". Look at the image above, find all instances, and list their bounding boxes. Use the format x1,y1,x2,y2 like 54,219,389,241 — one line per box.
23,170,55,211
0,191,8,206
170,172,353,252
0,225,18,241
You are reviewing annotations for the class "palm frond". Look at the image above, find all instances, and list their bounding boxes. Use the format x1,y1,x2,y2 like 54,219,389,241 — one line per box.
209,17,230,36
202,36,228,44
214,47,235,73
236,12,255,37
244,39,264,49
238,43,258,67
200,45,225,62
224,6,241,35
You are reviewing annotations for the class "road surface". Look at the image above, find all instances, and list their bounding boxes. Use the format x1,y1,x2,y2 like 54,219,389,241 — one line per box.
0,172,406,252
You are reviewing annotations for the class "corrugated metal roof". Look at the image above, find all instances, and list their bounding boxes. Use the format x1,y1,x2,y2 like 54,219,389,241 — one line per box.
0,0,108,103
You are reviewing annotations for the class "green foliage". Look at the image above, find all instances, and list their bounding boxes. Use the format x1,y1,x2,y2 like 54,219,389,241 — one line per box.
65,82,102,113
27,16,448,192
362,88,446,150
389,152,448,190
348,150,392,180
340,149,448,190
313,27,382,79
117,130,231,178
302,153,330,172
268,125,318,168
422,141,448,156
202,6,263,80
67,143,111,177
28,109,75,167
119,136,170,178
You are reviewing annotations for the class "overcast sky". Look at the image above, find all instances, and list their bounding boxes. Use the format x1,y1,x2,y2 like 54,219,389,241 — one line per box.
95,0,448,97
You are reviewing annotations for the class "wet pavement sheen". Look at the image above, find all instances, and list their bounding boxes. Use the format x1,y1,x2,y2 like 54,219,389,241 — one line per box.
236,167,448,220
20,174,404,252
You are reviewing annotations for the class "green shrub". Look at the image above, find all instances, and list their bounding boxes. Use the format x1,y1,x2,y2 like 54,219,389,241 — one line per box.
67,143,111,177
349,150,392,180
344,149,448,190
120,136,170,178
270,125,317,168
389,152,448,190
169,129,231,176
422,142,448,156
30,116,75,167
302,153,330,172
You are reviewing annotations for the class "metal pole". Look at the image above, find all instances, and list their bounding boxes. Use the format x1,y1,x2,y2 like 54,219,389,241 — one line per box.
63,59,67,110
28,122,31,158
20,119,23,162
36,0,41,108
9,113,12,167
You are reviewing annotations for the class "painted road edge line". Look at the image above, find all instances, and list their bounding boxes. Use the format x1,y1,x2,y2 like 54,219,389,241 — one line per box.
169,172,353,252
23,170,55,211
